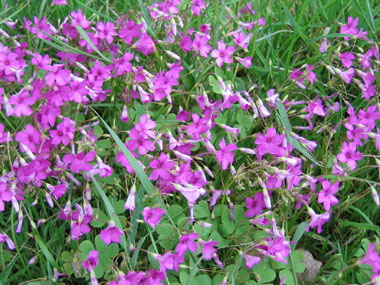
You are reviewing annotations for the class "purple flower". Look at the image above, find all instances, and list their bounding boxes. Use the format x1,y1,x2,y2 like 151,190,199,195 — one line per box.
211,41,235,67
243,254,260,269
337,142,362,170
100,221,124,245
199,239,219,260
15,124,41,153
192,0,206,16
245,192,266,218
340,17,359,40
0,233,15,250
318,180,339,211
83,250,99,271
149,153,175,180
176,233,199,258
0,182,13,211
9,89,35,117
340,52,355,68
96,22,117,44
63,151,95,173
192,33,211,58
215,138,237,170
306,207,330,234
143,207,166,229
359,243,380,280
255,128,285,160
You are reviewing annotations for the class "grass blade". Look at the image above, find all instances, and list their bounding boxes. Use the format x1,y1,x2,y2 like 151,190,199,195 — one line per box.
76,26,112,63
90,174,129,253
276,101,323,167
34,235,60,270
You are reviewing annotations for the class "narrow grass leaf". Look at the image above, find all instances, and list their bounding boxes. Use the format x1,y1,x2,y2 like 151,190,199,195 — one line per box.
76,26,112,63
291,222,309,250
35,235,60,270
90,174,129,253
338,220,380,231
276,101,323,167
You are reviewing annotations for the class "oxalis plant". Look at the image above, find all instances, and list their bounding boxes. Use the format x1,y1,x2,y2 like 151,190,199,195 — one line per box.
0,0,379,284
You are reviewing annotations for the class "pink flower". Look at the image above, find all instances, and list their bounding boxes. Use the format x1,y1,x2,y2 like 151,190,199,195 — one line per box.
337,142,362,170
245,192,266,218
115,52,133,75
192,33,211,58
255,128,285,160
63,151,95,173
243,254,260,269
96,22,117,44
176,233,199,258
359,243,380,280
45,65,71,86
0,182,13,211
155,251,180,273
83,250,99,271
9,89,36,117
135,33,155,55
0,233,15,250
143,207,166,229
71,9,91,30
15,124,41,153
340,17,359,40
215,138,237,170
318,180,339,211
52,0,68,5
211,41,235,67
340,52,355,68
336,67,355,84
119,20,142,45
149,153,175,180
199,239,219,260
192,0,206,16
100,221,124,245
306,207,330,234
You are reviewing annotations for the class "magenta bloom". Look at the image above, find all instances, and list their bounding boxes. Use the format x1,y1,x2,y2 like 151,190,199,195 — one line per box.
337,142,362,170
155,251,180,273
340,17,359,40
71,211,92,240
215,138,237,170
0,233,15,250
15,124,41,153
100,221,124,245
211,41,235,67
143,207,166,229
340,52,355,68
149,153,175,180
336,68,355,84
0,182,13,211
192,33,211,58
176,233,199,258
192,0,206,16
83,250,99,271
9,89,36,117
63,151,95,173
200,239,219,260
96,22,117,44
245,192,266,218
359,243,380,280
306,208,330,234
244,254,260,269
255,128,285,160
318,180,339,211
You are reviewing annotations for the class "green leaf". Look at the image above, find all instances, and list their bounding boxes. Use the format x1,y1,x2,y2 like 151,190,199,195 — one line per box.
276,101,322,167
291,222,309,250
209,75,223,94
90,209,108,228
90,174,128,253
76,26,112,63
95,235,119,278
338,220,380,231
279,269,296,285
79,240,95,261
194,200,210,219
253,260,276,283
35,236,60,270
